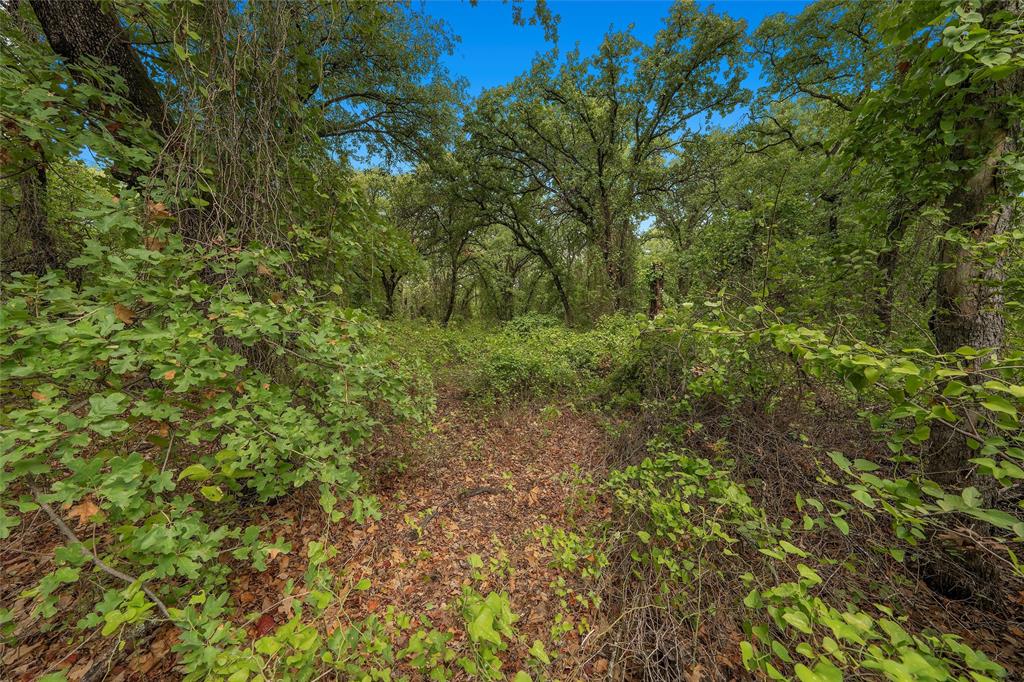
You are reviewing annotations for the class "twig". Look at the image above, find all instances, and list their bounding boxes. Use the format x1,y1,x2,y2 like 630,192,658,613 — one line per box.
37,499,172,620
408,486,503,540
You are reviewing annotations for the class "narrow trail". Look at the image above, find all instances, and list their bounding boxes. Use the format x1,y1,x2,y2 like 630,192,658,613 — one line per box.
2,389,615,681
332,387,612,675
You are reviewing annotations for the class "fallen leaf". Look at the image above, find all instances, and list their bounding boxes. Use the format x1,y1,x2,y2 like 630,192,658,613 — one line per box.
147,201,171,219
67,498,102,527
143,236,166,252
114,303,135,325
31,391,49,403
67,657,93,681
253,613,276,636
163,370,176,380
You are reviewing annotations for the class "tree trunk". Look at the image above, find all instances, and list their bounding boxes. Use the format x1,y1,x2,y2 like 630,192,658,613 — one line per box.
442,259,459,327
874,200,919,335
6,161,60,275
551,270,573,326
381,270,401,320
30,0,172,137
927,133,1017,485
647,262,664,319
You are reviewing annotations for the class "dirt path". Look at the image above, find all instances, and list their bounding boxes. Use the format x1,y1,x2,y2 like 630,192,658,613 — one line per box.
2,389,613,681
331,388,612,676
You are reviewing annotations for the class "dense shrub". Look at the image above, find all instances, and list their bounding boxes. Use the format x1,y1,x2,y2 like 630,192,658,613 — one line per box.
0,194,432,672
590,301,1023,679
401,314,644,399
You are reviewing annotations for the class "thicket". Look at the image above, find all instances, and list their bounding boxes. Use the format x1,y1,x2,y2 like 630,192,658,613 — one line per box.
2,0,1022,681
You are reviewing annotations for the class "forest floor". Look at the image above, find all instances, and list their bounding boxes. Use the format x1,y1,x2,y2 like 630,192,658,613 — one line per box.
2,386,616,681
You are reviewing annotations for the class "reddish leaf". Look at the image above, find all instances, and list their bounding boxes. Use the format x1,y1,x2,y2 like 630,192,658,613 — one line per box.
253,613,276,637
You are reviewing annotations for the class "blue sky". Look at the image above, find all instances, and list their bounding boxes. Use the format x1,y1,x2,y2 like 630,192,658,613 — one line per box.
82,1,810,166
423,0,811,126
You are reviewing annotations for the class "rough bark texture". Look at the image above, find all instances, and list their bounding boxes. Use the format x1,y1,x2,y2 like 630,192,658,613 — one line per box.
4,162,60,275
927,132,1017,486
442,260,459,327
381,270,401,320
647,261,664,319
926,0,1021,485
917,0,1022,606
30,0,172,137
874,200,920,335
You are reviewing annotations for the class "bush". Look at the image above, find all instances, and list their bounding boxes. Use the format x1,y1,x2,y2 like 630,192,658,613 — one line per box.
0,194,431,665
474,314,642,399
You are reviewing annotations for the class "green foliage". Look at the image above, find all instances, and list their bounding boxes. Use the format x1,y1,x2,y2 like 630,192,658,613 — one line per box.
473,314,642,398
600,441,1009,681
171,543,459,681
390,314,641,399
5,0,1024,679
745,568,1006,681
854,0,1024,200
0,188,431,668
458,588,520,680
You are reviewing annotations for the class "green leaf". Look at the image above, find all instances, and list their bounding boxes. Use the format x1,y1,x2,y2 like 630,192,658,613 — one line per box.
945,69,969,86
981,395,1017,417
779,541,808,557
961,486,983,508
468,608,500,645
255,636,282,655
200,486,224,502
851,489,875,509
87,392,127,419
739,641,756,669
529,639,551,664
178,464,212,482
797,564,822,585
782,610,813,634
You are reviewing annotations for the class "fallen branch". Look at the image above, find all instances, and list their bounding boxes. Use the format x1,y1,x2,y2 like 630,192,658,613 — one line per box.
37,498,172,620
457,485,503,502
408,485,504,540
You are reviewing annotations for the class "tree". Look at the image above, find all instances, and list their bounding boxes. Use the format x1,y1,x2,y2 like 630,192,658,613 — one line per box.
466,0,749,311
28,0,172,136
752,0,924,333
853,0,1024,482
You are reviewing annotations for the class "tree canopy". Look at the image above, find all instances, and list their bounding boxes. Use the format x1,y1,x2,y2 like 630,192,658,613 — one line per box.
2,1,1022,680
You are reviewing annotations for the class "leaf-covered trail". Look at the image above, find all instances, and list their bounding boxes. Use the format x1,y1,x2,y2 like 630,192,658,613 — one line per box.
330,387,612,676
221,386,615,680
2,389,613,682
